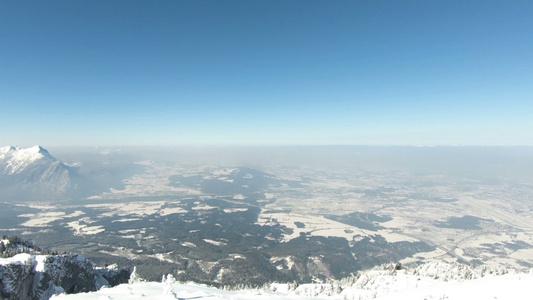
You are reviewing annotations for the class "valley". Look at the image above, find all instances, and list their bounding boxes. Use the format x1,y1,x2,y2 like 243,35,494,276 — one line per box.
2,148,533,286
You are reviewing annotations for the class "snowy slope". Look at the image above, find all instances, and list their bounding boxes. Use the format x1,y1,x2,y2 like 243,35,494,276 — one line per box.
50,263,533,300
52,280,316,300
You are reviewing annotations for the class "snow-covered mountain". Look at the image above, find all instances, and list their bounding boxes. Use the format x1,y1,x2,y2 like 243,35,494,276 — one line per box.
49,262,533,300
0,146,73,200
0,146,56,174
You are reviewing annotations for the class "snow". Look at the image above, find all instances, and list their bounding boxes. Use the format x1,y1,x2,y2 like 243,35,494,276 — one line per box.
112,218,142,223
96,161,202,198
20,212,67,227
148,253,174,263
192,204,216,211
1,145,55,174
20,211,85,228
223,208,249,213
159,207,188,216
256,211,372,242
86,202,168,217
217,177,234,183
66,221,105,235
373,272,532,300
203,239,226,246
212,168,238,176
47,262,533,300
0,253,32,266
14,203,58,210
50,281,317,300
34,255,48,272
0,146,20,158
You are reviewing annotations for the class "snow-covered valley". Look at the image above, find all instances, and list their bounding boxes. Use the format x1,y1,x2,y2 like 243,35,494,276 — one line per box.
2,146,533,300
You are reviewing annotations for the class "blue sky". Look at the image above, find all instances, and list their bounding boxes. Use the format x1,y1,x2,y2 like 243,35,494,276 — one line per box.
1,0,532,146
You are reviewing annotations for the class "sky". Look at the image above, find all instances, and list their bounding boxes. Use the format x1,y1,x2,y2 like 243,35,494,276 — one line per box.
1,0,532,147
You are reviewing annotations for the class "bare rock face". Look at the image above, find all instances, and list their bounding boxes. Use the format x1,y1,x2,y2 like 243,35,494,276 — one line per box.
95,264,132,287
0,258,34,300
0,254,93,300
34,255,97,297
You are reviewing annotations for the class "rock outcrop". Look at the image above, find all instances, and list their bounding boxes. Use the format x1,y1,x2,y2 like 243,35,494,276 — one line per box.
0,253,129,300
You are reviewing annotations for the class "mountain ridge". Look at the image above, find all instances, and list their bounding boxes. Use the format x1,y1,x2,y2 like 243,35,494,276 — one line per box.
0,145,55,172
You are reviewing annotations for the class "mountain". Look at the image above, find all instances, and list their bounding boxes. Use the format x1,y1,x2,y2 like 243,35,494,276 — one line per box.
0,146,74,200
0,236,130,300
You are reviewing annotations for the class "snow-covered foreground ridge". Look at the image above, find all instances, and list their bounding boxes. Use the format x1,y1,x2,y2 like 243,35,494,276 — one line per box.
52,262,533,300
0,251,129,300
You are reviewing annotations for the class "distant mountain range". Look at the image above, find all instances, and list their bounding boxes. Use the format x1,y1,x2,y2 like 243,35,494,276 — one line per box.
0,145,75,201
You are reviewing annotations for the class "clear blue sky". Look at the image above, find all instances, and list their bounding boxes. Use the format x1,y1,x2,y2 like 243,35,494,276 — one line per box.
1,0,532,147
